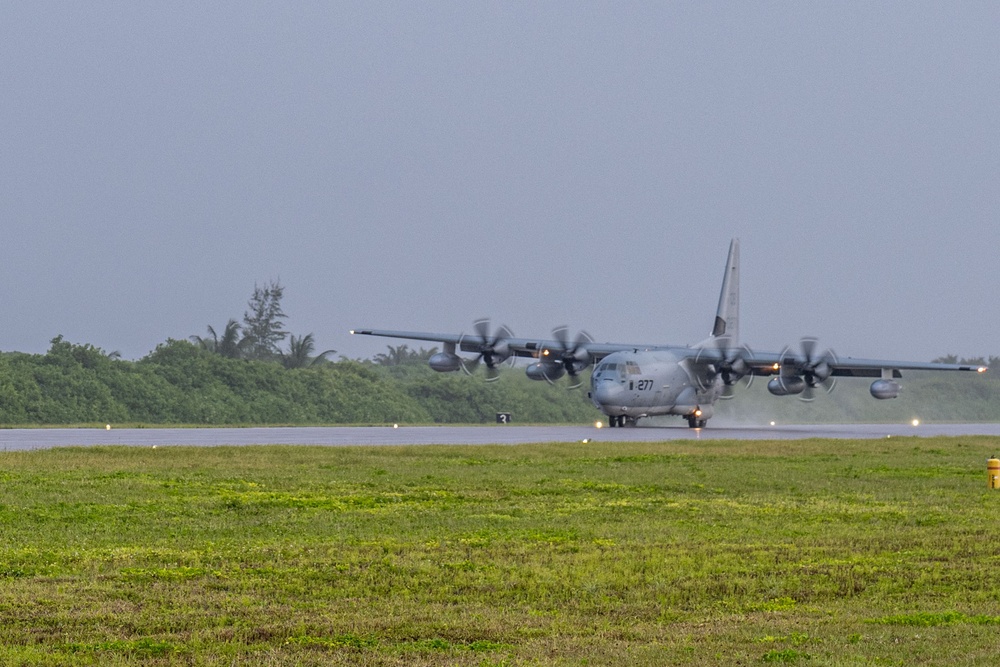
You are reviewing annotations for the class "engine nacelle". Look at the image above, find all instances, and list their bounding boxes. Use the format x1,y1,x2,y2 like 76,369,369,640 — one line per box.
428,352,462,373
526,362,565,382
768,376,805,396
870,379,901,400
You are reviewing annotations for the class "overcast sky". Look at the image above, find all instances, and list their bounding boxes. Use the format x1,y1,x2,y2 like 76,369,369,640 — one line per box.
2,2,997,363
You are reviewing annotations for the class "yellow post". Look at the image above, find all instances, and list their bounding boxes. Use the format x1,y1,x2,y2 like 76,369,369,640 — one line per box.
988,458,1000,489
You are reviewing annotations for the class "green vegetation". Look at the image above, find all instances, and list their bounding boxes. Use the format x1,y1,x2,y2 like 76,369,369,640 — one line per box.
1,436,999,664
0,337,419,425
0,337,601,425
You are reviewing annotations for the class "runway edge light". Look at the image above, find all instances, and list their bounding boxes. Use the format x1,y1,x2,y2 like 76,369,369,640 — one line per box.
988,457,1000,489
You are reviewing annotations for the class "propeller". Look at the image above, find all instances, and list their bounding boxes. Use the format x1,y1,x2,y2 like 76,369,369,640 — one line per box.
718,341,755,399
694,336,755,399
459,318,515,382
542,326,594,388
781,337,838,402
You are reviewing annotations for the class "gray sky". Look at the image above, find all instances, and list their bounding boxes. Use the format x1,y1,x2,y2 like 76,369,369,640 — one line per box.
2,2,997,363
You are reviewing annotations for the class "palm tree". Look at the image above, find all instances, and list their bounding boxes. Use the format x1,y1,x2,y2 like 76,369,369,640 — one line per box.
191,319,245,358
373,344,438,366
373,344,408,366
281,333,337,369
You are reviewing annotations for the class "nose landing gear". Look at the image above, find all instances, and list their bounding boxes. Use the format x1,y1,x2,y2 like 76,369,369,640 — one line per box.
686,407,708,429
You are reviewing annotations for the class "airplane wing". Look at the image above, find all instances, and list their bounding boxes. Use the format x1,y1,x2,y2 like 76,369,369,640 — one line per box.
741,351,985,378
353,326,985,402
672,340,985,402
353,328,987,376
350,328,652,361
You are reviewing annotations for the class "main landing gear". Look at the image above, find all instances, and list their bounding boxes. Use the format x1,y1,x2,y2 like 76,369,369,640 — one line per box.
607,415,634,428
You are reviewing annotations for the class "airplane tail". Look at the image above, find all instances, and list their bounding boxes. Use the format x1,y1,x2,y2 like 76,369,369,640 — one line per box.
710,238,740,345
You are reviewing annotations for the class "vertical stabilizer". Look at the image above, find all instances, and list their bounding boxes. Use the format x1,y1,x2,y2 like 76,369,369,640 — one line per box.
711,238,740,343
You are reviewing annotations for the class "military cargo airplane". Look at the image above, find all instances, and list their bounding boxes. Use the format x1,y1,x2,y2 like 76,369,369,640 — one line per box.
352,240,986,428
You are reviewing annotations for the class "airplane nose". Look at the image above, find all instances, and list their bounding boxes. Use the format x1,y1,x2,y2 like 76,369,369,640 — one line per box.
593,381,625,406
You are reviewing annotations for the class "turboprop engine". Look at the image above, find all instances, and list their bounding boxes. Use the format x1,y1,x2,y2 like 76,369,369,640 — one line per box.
767,338,838,401
525,327,592,388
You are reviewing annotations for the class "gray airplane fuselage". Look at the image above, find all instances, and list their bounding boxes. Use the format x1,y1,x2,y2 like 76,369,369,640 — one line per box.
589,349,721,420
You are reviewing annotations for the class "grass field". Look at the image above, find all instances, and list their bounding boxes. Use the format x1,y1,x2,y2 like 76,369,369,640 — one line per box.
1,437,999,665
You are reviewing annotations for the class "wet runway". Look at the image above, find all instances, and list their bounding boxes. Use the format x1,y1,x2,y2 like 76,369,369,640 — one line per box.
1,423,999,450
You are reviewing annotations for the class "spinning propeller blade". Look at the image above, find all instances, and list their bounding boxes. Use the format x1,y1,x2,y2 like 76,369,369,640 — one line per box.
545,327,594,389
695,336,755,399
780,337,838,401
459,318,514,382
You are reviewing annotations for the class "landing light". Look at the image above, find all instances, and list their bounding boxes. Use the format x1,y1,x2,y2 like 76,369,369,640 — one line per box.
772,363,780,371
979,367,988,373
349,330,355,335
594,421,604,429
770,421,776,426
912,419,920,427
694,409,703,418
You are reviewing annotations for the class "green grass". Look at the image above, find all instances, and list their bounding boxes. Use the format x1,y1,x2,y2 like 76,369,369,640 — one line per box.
1,437,999,665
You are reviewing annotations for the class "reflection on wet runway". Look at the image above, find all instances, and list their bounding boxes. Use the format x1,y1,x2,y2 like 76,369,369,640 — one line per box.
1,422,999,451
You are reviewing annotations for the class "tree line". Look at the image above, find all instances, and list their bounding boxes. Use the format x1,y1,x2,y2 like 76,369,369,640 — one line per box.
0,336,600,425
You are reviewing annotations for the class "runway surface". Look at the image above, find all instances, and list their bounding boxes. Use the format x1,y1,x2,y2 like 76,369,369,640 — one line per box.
1,423,999,451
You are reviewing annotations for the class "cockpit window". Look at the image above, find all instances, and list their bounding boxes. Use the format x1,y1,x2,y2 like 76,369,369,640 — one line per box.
625,362,642,375
594,361,623,380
